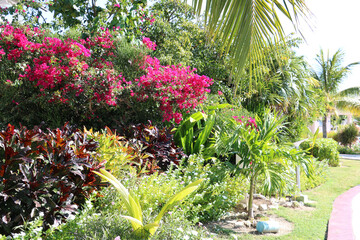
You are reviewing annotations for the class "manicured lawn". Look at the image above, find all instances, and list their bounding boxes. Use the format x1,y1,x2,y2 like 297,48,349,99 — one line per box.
214,159,360,240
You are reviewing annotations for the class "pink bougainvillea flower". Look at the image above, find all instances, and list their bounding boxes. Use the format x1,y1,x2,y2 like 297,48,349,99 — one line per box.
1,25,127,108
132,55,213,123
142,37,157,51
218,90,223,95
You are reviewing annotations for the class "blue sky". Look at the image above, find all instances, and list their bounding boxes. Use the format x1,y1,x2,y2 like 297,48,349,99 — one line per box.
284,0,360,91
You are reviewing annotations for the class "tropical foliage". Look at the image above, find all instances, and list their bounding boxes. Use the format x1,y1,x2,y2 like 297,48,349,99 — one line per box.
300,138,340,167
312,49,360,137
0,124,103,235
94,169,203,239
0,0,346,239
191,0,310,90
240,38,324,140
216,110,311,218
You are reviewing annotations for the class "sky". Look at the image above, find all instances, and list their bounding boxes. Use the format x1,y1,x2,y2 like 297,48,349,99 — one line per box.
284,0,360,91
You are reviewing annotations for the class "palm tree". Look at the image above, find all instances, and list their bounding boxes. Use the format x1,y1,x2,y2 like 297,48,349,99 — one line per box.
312,49,360,138
216,110,311,219
190,0,310,91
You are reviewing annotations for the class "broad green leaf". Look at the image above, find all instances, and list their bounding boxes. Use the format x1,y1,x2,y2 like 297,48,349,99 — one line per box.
154,179,203,224
194,114,215,153
205,104,233,110
121,215,143,227
143,222,160,235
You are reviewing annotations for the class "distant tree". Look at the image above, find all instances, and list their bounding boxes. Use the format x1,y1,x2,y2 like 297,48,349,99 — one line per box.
312,49,360,138
0,0,152,40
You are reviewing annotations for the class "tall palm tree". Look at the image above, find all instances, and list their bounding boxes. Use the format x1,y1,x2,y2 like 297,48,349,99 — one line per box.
312,49,360,138
190,0,310,91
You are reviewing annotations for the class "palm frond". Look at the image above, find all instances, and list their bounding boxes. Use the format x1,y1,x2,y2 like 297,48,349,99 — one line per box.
336,87,360,98
191,0,310,92
335,98,360,115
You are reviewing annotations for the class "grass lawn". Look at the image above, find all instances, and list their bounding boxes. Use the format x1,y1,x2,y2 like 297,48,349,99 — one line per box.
214,159,360,240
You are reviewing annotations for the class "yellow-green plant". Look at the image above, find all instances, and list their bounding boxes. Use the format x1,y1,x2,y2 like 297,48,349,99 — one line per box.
94,169,203,239
85,127,143,177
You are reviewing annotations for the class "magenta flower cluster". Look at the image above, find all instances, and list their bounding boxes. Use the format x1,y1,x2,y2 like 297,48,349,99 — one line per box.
0,25,126,107
142,37,156,50
0,26,212,123
133,56,213,123
232,116,258,129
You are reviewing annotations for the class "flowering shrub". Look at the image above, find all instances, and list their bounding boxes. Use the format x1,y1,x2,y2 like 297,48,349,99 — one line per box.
0,25,127,107
132,56,213,123
0,25,212,128
232,115,258,129
142,37,157,50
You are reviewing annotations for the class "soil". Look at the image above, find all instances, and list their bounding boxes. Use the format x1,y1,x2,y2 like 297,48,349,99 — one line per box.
203,197,315,237
206,214,293,237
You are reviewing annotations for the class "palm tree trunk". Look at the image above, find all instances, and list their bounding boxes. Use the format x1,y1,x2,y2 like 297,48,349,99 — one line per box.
322,114,327,138
248,174,256,220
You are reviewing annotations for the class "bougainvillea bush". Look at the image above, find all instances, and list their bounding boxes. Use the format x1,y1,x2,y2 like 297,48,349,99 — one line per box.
0,25,212,129
0,124,104,236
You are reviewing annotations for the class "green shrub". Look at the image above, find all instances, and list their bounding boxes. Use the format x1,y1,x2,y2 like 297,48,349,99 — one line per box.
338,145,360,154
86,127,135,178
44,175,213,240
334,124,359,148
0,124,103,236
300,138,340,167
175,154,247,223
327,131,338,139
300,158,328,191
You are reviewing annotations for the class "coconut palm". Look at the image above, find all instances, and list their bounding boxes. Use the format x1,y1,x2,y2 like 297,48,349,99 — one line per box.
312,49,360,138
190,0,310,90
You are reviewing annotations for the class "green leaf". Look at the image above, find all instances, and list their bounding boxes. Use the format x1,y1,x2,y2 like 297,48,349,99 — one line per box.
194,113,215,153
93,169,142,230
121,215,143,227
191,0,310,94
153,179,204,225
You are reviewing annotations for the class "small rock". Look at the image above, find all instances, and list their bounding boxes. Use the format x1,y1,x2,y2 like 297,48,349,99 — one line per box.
283,202,293,208
295,195,309,203
279,198,287,205
251,220,258,228
292,201,301,208
234,221,244,228
244,220,252,227
255,213,265,218
252,204,259,211
230,234,238,240
238,203,247,210
270,197,278,204
224,212,232,217
259,204,268,211
268,204,279,210
240,212,248,218
228,220,237,225
253,194,267,200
